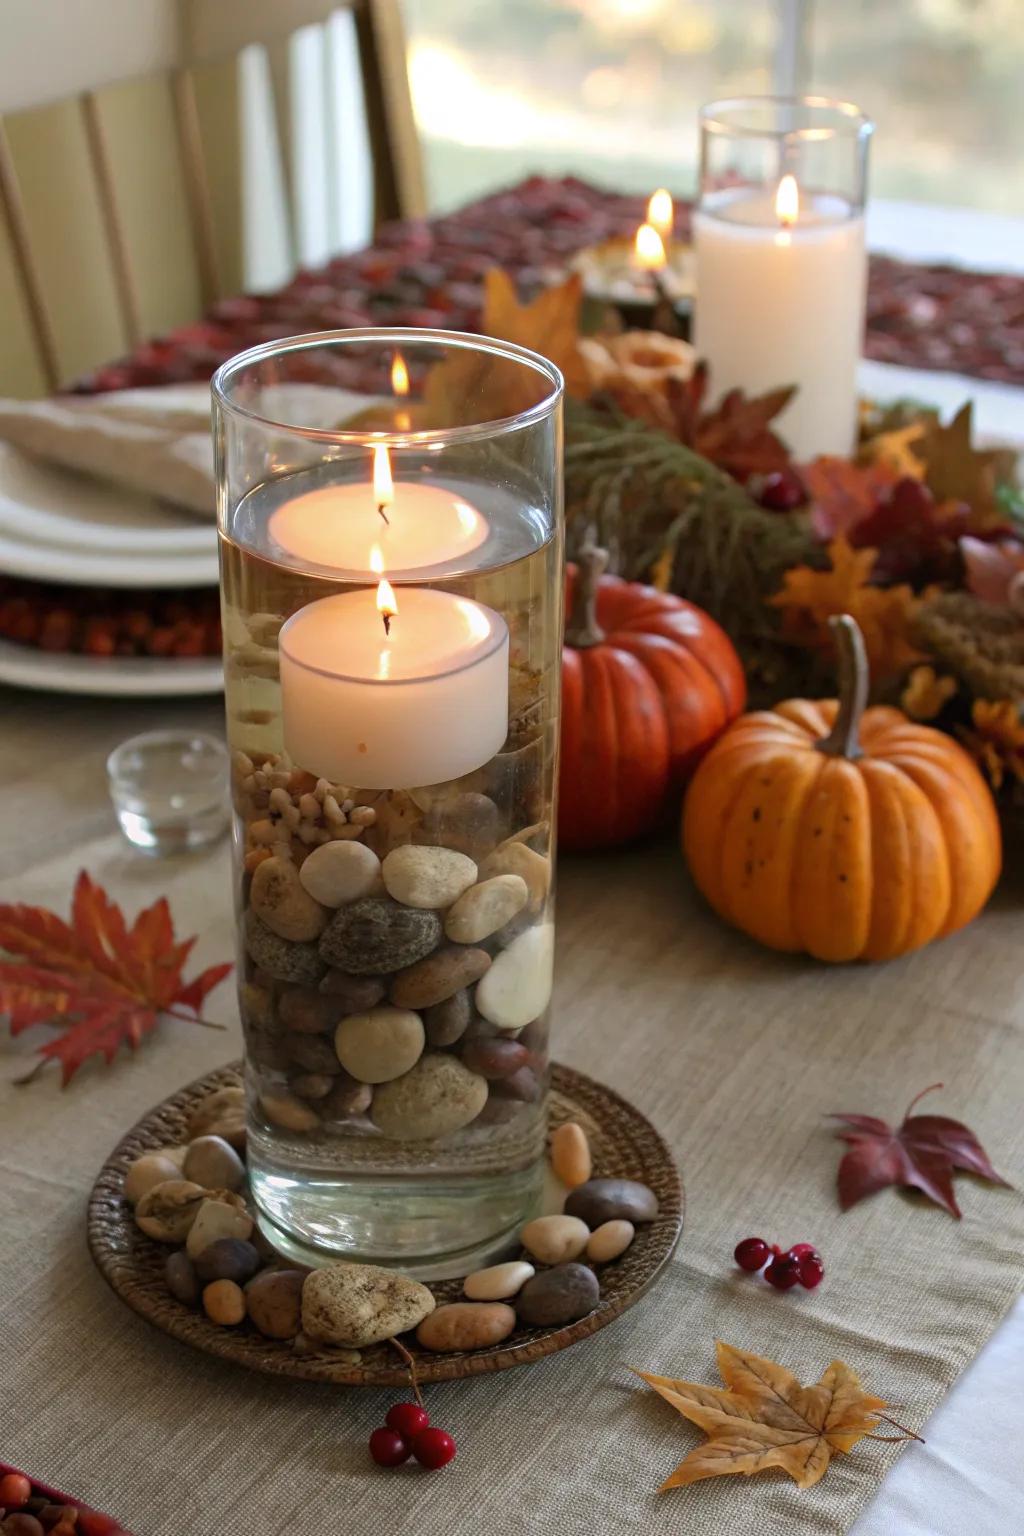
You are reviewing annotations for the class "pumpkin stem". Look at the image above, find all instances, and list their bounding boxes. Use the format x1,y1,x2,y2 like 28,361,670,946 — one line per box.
565,535,609,648
816,614,868,760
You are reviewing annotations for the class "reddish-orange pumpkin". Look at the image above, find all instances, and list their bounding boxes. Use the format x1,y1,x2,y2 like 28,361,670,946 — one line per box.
683,614,1002,962
560,546,746,851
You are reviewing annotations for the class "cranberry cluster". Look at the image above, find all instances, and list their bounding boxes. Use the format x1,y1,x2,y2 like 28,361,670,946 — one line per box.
369,1403,455,1472
734,1237,824,1291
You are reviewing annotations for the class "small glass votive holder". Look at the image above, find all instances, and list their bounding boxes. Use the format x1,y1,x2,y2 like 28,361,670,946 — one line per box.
107,730,230,855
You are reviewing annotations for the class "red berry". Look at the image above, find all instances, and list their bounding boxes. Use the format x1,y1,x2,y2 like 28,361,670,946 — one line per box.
756,469,806,511
369,1427,411,1467
786,1242,817,1259
798,1255,825,1289
764,1255,800,1290
411,1427,456,1470
734,1237,771,1272
0,1473,32,1508
386,1402,430,1439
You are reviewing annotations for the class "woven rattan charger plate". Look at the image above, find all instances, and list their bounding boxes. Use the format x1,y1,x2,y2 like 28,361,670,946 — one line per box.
88,1061,683,1387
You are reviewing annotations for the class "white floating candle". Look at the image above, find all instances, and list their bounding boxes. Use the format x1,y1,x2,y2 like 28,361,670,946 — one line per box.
279,587,509,789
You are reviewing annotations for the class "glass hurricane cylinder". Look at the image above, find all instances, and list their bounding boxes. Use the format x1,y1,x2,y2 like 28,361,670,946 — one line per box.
212,330,564,1278
693,95,873,459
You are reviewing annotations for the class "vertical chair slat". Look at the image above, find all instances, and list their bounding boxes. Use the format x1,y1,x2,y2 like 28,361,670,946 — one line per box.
186,55,245,299
356,0,426,225
1,99,127,385
90,74,204,339
81,92,143,347
171,66,222,304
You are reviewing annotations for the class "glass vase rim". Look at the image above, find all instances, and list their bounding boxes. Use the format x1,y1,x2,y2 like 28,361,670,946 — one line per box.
699,95,874,143
211,326,565,448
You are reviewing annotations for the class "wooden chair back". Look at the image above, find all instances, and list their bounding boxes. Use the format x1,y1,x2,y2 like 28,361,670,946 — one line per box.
0,0,425,396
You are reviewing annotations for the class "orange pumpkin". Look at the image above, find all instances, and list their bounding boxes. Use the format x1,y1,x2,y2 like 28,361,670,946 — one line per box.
682,614,1001,962
560,544,746,851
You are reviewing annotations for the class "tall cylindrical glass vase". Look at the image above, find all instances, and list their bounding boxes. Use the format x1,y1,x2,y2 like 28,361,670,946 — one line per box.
213,330,564,1278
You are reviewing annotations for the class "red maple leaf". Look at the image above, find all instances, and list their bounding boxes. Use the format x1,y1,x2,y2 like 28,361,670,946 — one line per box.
829,1083,1011,1218
666,365,796,482
0,870,232,1085
802,456,899,540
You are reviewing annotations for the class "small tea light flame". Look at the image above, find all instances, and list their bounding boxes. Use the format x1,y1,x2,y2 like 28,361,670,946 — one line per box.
390,352,410,397
373,546,396,635
373,443,393,525
633,222,667,271
775,174,799,228
646,188,673,241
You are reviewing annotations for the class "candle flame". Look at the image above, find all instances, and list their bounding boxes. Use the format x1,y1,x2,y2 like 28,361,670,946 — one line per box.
775,174,799,228
377,574,397,637
373,443,393,524
633,222,666,271
390,352,410,397
369,543,384,575
646,188,673,239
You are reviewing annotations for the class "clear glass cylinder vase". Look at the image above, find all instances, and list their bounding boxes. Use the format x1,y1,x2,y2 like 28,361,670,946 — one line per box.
212,330,564,1278
693,95,873,460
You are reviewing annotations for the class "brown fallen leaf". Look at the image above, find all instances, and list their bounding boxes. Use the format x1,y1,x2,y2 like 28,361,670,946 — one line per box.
914,402,1015,528
768,534,927,681
423,269,590,426
637,1341,909,1492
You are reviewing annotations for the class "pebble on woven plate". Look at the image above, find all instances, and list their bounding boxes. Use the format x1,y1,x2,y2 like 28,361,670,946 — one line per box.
301,1263,435,1348
124,1151,183,1205
246,1268,305,1339
416,1302,516,1352
203,1278,247,1326
549,1121,592,1189
516,1263,600,1328
463,1260,535,1301
564,1178,658,1227
520,1214,590,1265
586,1219,635,1263
183,1134,246,1192
185,1197,254,1259
187,1084,248,1151
134,1180,209,1242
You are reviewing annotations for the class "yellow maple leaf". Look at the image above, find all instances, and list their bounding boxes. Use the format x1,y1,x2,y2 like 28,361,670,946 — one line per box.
858,423,926,480
770,535,925,681
958,699,1024,790
422,270,589,427
901,664,958,721
637,1341,891,1492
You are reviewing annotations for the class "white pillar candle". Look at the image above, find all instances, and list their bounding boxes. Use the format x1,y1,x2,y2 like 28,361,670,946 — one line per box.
694,181,866,459
279,587,509,789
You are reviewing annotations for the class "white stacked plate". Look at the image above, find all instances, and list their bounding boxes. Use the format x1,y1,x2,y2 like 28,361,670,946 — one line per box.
0,443,221,696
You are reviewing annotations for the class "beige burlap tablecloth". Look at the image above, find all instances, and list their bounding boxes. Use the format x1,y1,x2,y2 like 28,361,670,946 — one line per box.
1,688,1022,1536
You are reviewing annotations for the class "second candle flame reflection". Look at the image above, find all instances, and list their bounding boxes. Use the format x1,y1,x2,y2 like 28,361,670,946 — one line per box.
373,443,393,524
646,188,673,240
775,174,799,228
391,352,412,431
633,222,667,271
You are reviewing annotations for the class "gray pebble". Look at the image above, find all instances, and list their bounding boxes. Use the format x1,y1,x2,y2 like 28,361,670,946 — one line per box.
285,1033,342,1075
318,971,387,1010
515,1263,600,1328
165,1250,200,1305
244,910,325,986
288,1071,336,1100
423,988,472,1047
194,1237,261,1285
318,898,442,975
564,1178,659,1227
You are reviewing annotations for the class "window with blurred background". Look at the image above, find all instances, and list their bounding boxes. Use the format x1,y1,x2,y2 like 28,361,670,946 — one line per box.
402,0,1023,215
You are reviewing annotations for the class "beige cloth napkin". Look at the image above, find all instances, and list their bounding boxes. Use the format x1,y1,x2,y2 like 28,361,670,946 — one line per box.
0,383,376,520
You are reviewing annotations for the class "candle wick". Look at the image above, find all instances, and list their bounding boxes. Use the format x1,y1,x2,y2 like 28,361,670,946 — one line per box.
377,502,390,526
382,612,392,637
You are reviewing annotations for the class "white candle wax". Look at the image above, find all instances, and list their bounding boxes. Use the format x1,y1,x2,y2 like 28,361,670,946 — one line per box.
269,480,487,578
694,189,866,459
279,588,509,789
